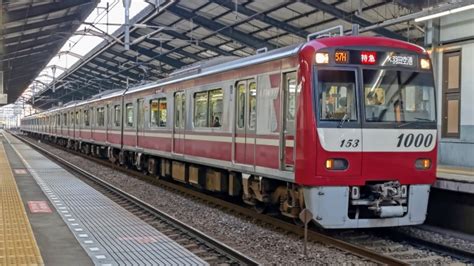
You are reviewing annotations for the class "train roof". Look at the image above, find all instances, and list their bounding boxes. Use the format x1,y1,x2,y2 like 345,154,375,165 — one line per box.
311,36,426,54
25,36,426,117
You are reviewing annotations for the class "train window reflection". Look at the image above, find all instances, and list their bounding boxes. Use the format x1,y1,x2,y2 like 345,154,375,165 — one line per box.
318,70,357,121
363,70,435,123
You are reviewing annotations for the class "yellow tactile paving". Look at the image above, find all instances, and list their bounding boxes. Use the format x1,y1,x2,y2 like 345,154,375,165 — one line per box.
0,142,43,265
438,166,474,176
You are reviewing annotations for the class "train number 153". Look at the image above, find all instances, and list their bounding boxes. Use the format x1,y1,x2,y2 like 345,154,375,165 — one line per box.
396,133,433,148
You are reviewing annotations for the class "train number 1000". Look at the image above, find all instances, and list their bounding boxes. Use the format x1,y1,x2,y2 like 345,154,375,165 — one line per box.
396,133,433,148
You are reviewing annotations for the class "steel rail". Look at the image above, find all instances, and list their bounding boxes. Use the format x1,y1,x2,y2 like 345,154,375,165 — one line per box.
12,133,259,266
14,132,408,265
385,229,474,264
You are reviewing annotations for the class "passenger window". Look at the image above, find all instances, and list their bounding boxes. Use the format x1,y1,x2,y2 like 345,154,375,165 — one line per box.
193,89,223,128
114,105,121,127
97,107,105,126
150,98,167,127
76,112,80,125
237,83,246,129
137,99,144,128
287,78,297,121
174,93,185,129
125,103,134,127
248,82,257,129
84,109,90,126
209,89,223,127
194,91,208,127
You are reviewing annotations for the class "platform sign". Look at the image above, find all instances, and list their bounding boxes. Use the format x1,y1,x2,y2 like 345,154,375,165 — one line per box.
28,201,52,213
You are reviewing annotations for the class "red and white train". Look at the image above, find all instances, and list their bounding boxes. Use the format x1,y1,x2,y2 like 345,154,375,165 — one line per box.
21,34,437,228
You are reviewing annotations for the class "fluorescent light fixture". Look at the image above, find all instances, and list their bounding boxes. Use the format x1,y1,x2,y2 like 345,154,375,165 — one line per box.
415,4,474,22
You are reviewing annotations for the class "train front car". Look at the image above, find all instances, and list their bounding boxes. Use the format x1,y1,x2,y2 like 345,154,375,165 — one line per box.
296,37,437,228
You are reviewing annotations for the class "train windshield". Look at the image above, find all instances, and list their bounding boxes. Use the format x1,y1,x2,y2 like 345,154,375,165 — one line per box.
363,69,435,123
318,70,357,121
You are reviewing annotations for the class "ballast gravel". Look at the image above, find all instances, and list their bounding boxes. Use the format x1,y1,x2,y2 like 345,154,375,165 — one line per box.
31,139,370,265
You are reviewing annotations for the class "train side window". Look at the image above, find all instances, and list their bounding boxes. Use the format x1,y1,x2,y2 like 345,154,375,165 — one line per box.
194,91,209,127
209,89,223,127
248,82,257,130
97,107,105,127
76,112,80,125
237,83,246,129
287,77,297,121
193,89,223,128
125,103,134,127
137,99,144,128
174,92,182,128
114,105,121,127
150,99,159,127
150,98,167,127
84,109,90,126
158,98,167,127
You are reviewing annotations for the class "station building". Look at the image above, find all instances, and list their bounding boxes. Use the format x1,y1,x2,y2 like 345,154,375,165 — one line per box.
427,9,474,168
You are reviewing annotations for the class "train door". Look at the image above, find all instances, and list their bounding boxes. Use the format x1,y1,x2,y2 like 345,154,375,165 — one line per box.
173,91,185,155
136,98,145,148
281,72,297,170
234,79,257,166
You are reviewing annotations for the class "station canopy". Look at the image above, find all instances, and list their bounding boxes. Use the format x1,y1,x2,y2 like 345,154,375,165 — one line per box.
17,0,451,110
1,0,98,105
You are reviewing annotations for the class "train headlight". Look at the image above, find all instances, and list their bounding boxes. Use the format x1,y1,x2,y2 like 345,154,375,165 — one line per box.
420,58,431,69
325,158,348,170
351,187,360,199
401,185,408,198
315,52,329,64
415,158,431,170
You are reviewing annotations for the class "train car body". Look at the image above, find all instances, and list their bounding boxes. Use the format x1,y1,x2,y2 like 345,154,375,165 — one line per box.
21,35,437,229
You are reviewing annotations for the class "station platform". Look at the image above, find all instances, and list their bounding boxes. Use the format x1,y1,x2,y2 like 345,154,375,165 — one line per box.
0,131,207,265
434,165,474,194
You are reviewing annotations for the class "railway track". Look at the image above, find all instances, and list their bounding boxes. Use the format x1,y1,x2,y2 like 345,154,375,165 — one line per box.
332,229,474,264
14,132,474,265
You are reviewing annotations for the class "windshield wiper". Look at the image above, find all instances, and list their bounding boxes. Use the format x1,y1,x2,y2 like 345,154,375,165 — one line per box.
397,117,434,128
413,117,434,122
338,113,350,128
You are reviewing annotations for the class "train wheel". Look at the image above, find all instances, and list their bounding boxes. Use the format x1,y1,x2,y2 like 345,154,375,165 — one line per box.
147,158,158,176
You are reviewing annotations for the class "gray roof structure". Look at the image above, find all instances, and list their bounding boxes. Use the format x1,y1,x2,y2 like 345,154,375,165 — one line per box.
1,0,98,105
14,0,448,109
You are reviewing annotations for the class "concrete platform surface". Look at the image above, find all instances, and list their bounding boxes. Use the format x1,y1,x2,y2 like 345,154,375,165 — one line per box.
2,131,207,266
435,165,474,194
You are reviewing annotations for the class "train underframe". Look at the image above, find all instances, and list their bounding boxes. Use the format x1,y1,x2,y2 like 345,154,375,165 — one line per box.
30,132,430,228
